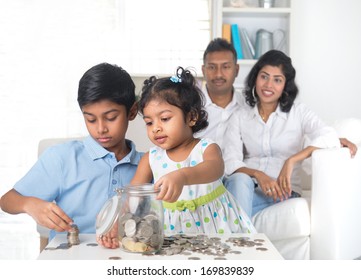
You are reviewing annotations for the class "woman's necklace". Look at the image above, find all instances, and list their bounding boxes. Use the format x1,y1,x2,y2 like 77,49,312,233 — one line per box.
260,111,266,121
259,107,267,122
259,104,277,122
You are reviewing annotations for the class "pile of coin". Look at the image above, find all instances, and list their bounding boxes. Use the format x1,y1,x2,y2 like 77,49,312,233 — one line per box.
226,237,266,248
141,234,267,258
67,224,80,245
154,234,233,257
118,212,163,253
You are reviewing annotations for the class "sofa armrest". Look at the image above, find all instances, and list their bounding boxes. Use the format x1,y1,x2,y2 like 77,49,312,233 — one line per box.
311,146,361,259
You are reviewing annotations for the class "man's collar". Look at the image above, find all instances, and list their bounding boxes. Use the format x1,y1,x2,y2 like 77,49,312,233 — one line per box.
202,84,242,108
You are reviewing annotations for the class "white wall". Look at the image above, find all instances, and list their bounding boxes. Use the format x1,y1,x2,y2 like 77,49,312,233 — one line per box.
291,0,361,124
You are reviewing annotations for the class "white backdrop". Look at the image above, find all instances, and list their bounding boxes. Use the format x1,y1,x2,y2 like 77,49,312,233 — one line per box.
292,0,361,124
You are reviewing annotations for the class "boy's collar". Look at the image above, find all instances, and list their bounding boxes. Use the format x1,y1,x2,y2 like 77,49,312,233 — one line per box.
83,136,109,160
83,136,141,163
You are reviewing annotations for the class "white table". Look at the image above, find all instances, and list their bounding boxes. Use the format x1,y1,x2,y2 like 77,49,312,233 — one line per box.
38,233,283,260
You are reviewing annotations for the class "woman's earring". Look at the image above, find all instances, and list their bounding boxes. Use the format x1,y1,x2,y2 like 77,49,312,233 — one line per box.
252,86,257,102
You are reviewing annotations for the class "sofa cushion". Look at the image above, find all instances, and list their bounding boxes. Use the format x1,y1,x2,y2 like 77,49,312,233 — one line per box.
252,198,310,241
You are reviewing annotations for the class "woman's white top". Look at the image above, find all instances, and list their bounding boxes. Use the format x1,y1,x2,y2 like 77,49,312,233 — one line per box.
223,102,340,195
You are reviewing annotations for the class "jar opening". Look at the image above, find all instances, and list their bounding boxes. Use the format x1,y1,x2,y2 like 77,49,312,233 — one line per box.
116,183,160,197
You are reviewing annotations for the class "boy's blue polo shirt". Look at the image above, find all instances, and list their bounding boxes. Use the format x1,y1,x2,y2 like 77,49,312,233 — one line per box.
14,136,143,240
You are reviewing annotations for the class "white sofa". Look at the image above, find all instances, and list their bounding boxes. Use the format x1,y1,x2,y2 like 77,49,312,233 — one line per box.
15,118,361,260
253,118,361,260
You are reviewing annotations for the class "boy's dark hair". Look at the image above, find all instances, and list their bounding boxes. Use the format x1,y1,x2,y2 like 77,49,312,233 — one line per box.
244,50,298,113
203,38,237,64
77,63,135,113
139,67,208,133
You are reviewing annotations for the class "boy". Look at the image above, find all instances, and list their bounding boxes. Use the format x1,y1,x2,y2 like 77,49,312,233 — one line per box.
0,63,143,240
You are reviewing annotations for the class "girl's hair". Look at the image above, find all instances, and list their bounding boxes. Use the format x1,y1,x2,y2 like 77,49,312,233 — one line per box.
139,66,208,133
244,50,299,112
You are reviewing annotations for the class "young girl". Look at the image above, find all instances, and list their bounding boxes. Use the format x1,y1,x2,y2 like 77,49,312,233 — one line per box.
131,66,256,235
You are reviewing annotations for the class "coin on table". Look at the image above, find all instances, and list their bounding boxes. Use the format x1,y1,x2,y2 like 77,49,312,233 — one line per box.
109,256,122,260
254,239,265,242
86,243,99,247
210,237,221,242
256,247,268,251
229,250,242,254
188,256,201,260
174,238,187,245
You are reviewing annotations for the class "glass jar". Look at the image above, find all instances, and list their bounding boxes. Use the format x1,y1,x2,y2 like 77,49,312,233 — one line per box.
96,183,164,253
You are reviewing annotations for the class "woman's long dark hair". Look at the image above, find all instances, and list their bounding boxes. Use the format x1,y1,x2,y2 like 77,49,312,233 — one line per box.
244,50,298,112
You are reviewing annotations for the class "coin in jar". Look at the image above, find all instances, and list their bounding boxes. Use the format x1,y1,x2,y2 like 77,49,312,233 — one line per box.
124,219,137,237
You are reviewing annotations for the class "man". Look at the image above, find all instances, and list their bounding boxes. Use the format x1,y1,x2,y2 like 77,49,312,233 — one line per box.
196,38,241,149
195,38,254,216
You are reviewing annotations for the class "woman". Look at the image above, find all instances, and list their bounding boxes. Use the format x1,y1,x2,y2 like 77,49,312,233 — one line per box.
223,50,356,217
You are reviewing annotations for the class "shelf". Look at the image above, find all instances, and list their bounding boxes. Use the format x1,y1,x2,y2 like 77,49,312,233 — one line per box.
223,7,291,17
212,0,293,84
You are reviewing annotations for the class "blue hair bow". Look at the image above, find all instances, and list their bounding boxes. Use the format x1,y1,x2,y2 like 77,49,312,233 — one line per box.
170,76,182,83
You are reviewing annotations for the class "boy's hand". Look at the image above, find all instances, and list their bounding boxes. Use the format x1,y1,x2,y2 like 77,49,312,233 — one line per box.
25,197,73,232
96,220,119,249
154,170,186,202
